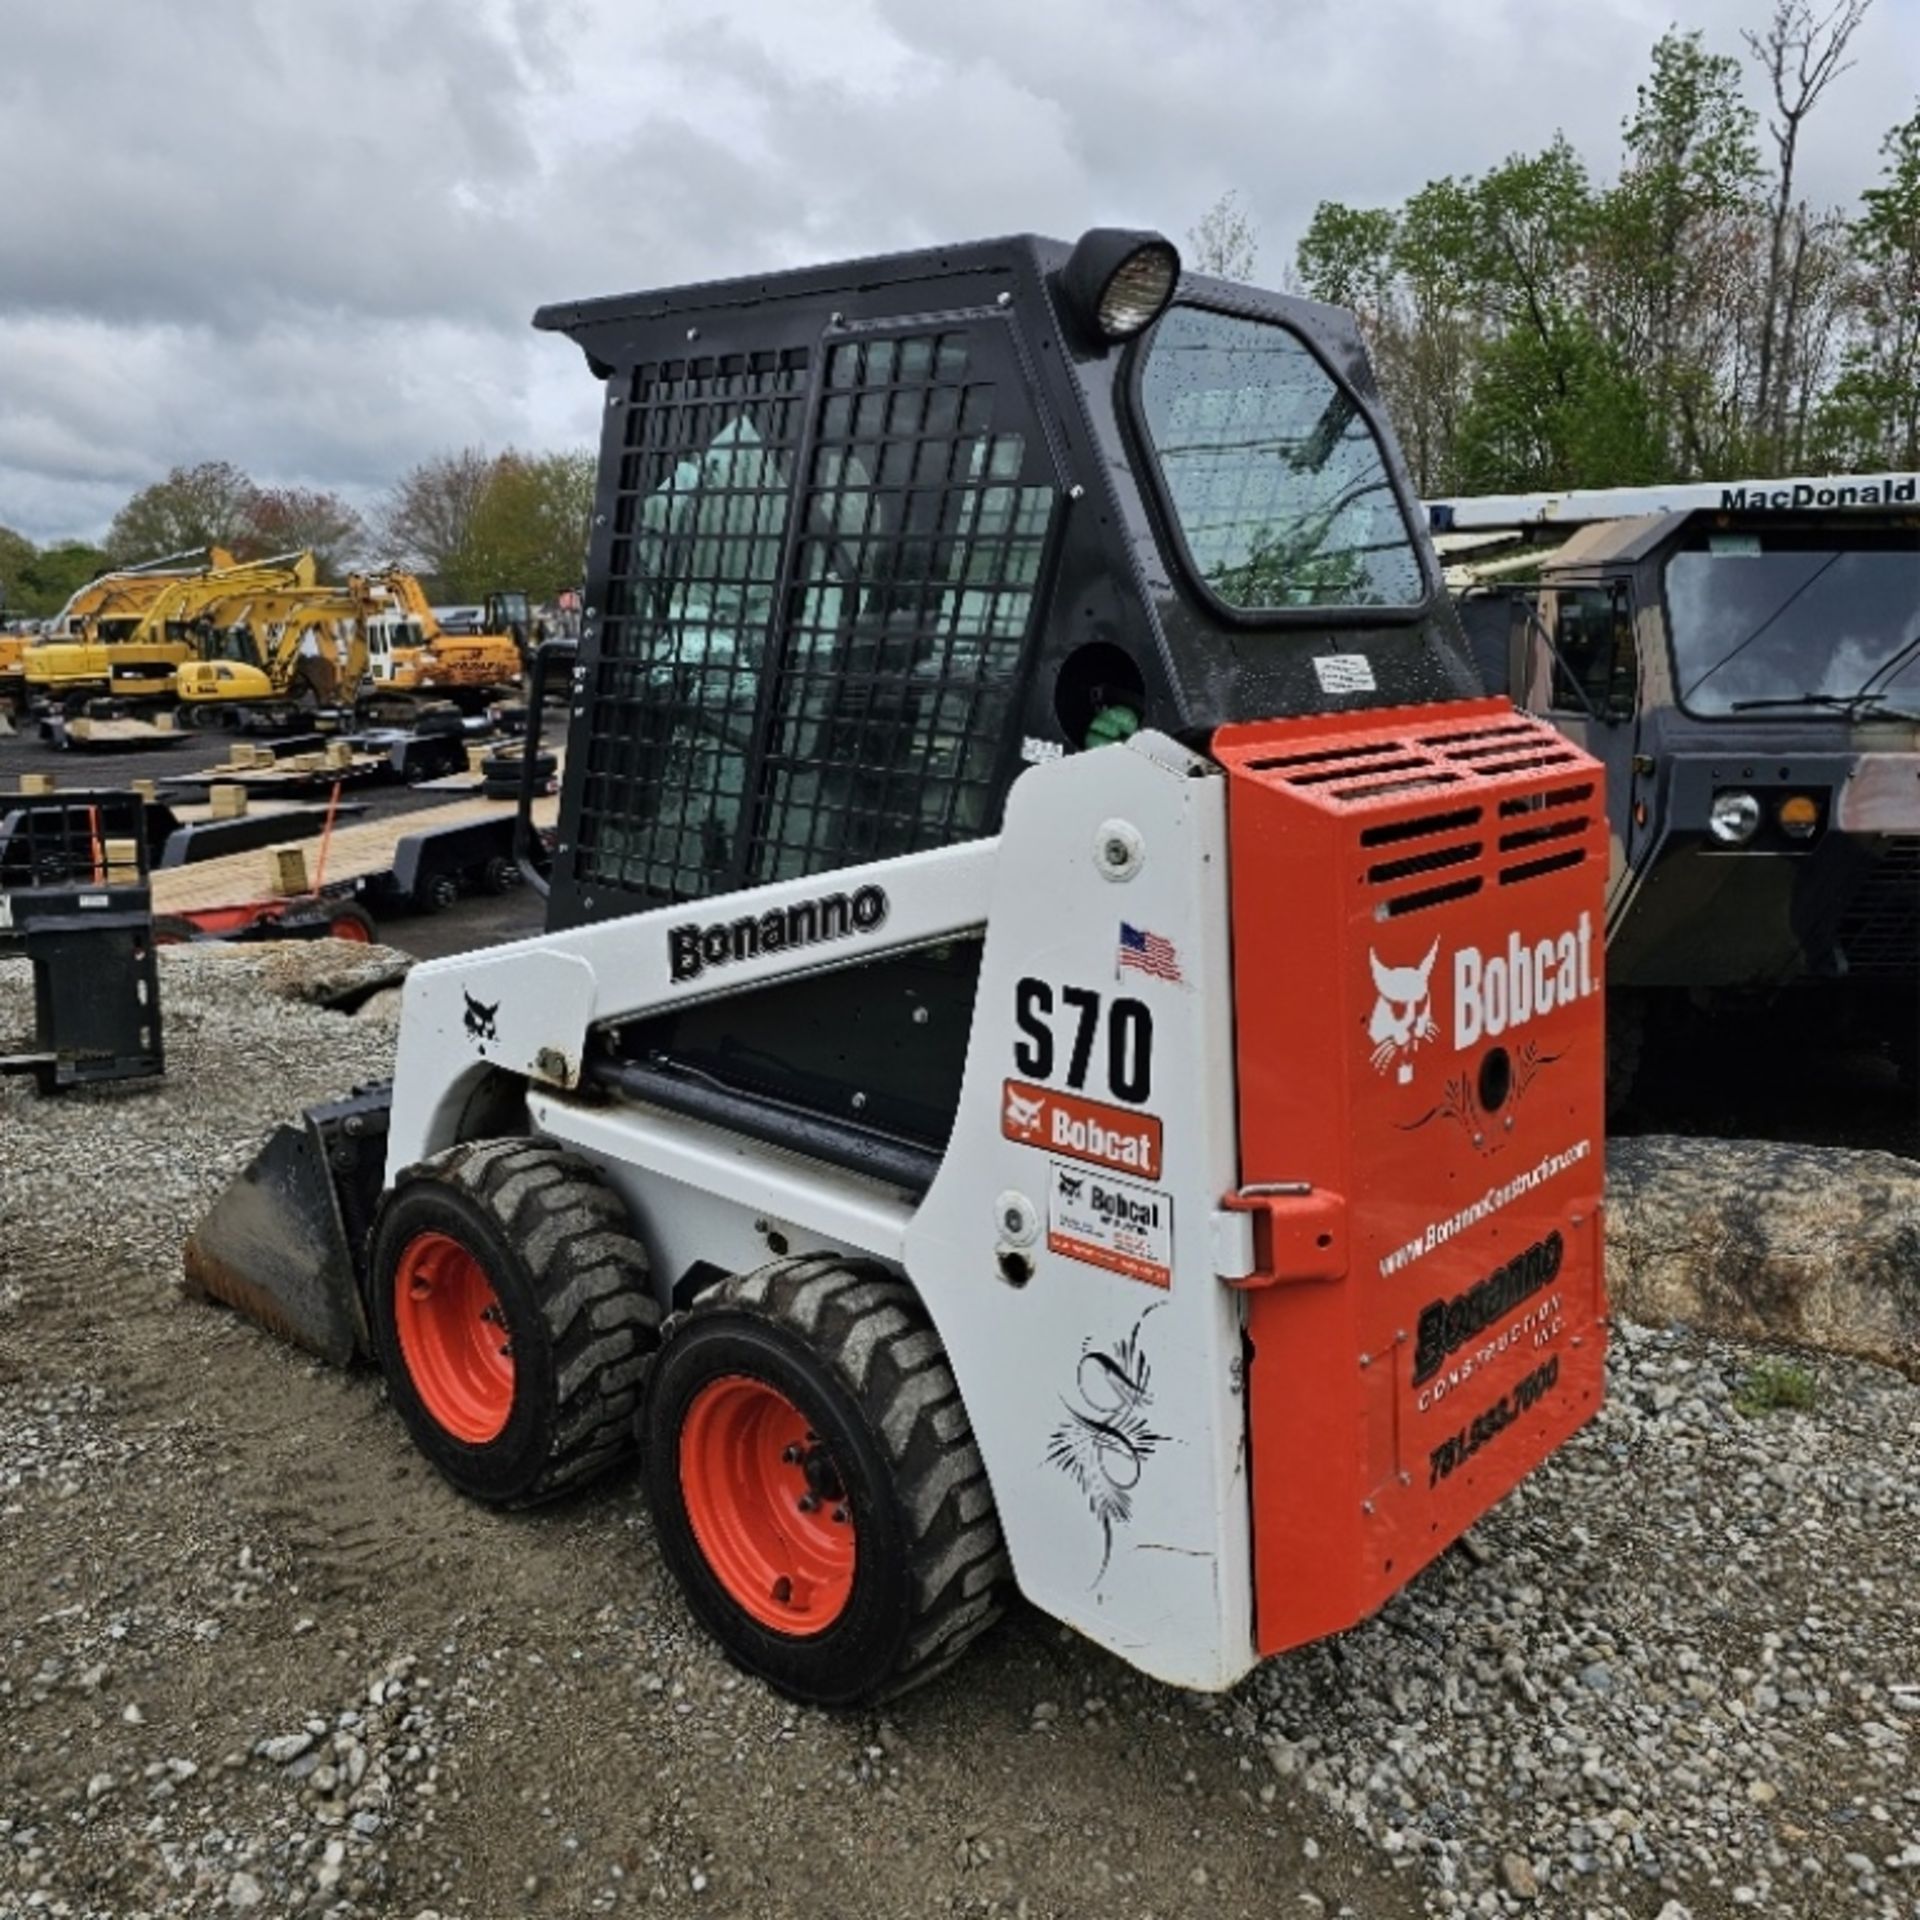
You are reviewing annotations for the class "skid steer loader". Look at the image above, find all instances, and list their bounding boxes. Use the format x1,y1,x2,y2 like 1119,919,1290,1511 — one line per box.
186,229,1610,1705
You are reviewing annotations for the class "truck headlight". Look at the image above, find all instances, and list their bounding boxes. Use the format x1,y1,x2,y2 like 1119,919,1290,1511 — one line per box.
1708,790,1761,845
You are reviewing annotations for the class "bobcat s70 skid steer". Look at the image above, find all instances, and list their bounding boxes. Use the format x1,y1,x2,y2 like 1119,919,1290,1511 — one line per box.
186,229,1609,1705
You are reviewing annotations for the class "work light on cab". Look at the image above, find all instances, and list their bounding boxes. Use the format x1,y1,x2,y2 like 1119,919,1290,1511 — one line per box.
1709,790,1762,845
1060,228,1180,342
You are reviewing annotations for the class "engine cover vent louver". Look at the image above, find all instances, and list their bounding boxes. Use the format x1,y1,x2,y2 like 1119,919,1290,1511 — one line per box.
1218,703,1603,920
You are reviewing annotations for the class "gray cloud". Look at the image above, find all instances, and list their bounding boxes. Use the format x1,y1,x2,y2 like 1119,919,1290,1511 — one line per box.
2,0,1915,543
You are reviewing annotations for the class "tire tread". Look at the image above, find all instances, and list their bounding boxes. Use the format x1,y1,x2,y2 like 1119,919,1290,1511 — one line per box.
394,1141,660,1503
654,1257,1011,1701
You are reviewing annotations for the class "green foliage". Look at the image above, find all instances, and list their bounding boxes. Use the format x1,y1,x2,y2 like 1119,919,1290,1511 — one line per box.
21,445,592,617
24,543,113,612
105,460,259,565
1293,20,1903,495
442,450,595,603
1621,29,1761,211
1454,319,1664,494
0,525,34,612
1818,105,1920,468
0,534,113,620
1297,202,1399,310
1734,1358,1819,1415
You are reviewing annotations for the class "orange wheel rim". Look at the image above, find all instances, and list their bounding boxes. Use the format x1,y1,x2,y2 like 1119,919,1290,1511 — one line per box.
678,1376,857,1634
328,914,371,943
392,1231,514,1443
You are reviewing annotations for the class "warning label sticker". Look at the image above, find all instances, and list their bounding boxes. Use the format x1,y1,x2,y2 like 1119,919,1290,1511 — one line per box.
1046,1160,1173,1288
1312,652,1378,695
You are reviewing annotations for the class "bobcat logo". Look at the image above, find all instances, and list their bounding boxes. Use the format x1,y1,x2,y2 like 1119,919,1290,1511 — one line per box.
463,990,499,1044
1057,1172,1085,1203
1368,939,1440,1084
1004,1086,1045,1139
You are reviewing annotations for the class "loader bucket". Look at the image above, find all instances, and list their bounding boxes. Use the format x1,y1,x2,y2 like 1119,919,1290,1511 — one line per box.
182,1085,391,1365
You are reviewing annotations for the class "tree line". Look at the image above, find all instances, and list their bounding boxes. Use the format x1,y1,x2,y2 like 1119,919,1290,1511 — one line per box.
1287,3,1919,497
0,448,595,621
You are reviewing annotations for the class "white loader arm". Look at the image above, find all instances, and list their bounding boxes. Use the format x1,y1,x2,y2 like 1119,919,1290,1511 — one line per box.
386,838,998,1173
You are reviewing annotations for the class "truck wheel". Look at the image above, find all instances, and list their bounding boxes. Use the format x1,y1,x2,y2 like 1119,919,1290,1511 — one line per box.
369,1140,660,1506
481,856,520,895
416,870,459,913
323,902,377,943
640,1256,1011,1706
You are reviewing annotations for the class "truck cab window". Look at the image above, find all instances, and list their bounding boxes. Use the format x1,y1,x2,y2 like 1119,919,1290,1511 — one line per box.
1668,536,1920,716
1550,585,1635,719
1139,306,1424,612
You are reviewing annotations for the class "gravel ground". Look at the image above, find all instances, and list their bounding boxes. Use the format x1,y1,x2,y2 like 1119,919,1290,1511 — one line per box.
2,948,1917,1920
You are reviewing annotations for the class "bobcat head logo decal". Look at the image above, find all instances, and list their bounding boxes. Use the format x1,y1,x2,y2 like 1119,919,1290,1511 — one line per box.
1003,1085,1045,1139
1368,938,1440,1084
463,990,500,1044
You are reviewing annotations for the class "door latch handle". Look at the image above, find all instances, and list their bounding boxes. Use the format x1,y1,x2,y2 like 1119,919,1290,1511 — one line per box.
1218,1183,1349,1289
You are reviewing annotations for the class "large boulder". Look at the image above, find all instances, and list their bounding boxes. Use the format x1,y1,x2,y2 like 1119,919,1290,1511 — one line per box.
1607,1136,1920,1378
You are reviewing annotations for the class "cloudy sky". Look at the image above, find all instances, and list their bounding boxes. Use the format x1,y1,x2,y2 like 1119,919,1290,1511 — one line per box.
2,0,1916,544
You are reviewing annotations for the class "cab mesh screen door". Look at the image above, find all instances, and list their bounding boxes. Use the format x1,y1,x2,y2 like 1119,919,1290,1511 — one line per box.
572,321,1059,912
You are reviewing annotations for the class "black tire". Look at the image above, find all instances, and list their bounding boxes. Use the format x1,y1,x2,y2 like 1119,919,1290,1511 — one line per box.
416,870,460,913
640,1256,1011,1706
326,901,378,942
482,749,555,784
152,914,212,945
369,1139,660,1505
279,900,377,944
481,855,520,895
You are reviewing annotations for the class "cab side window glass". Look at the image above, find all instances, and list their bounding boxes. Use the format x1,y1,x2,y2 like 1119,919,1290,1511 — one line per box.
1139,306,1425,611
1550,587,1635,718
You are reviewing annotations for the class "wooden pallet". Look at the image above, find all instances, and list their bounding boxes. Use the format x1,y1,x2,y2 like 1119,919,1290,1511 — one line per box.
173,752,396,791
160,794,358,826
150,793,558,914
60,716,196,749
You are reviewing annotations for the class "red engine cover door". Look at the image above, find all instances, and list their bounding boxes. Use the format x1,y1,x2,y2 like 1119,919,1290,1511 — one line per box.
1216,701,1610,1656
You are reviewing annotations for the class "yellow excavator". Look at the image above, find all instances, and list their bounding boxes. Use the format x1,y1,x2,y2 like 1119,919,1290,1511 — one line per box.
5,548,225,712
356,571,527,706
0,630,31,719
174,584,371,728
23,551,317,707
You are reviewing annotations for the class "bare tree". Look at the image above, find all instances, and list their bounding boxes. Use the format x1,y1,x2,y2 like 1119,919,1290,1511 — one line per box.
243,487,367,577
1745,0,1873,451
1188,191,1260,282
377,448,498,590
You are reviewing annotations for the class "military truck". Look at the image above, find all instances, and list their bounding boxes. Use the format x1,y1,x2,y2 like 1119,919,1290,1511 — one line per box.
1432,475,1920,1104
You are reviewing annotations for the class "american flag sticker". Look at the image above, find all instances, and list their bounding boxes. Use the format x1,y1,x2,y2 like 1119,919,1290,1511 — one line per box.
1117,922,1183,984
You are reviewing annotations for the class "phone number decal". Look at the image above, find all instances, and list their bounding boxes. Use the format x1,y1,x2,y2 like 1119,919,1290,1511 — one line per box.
1428,1356,1559,1488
